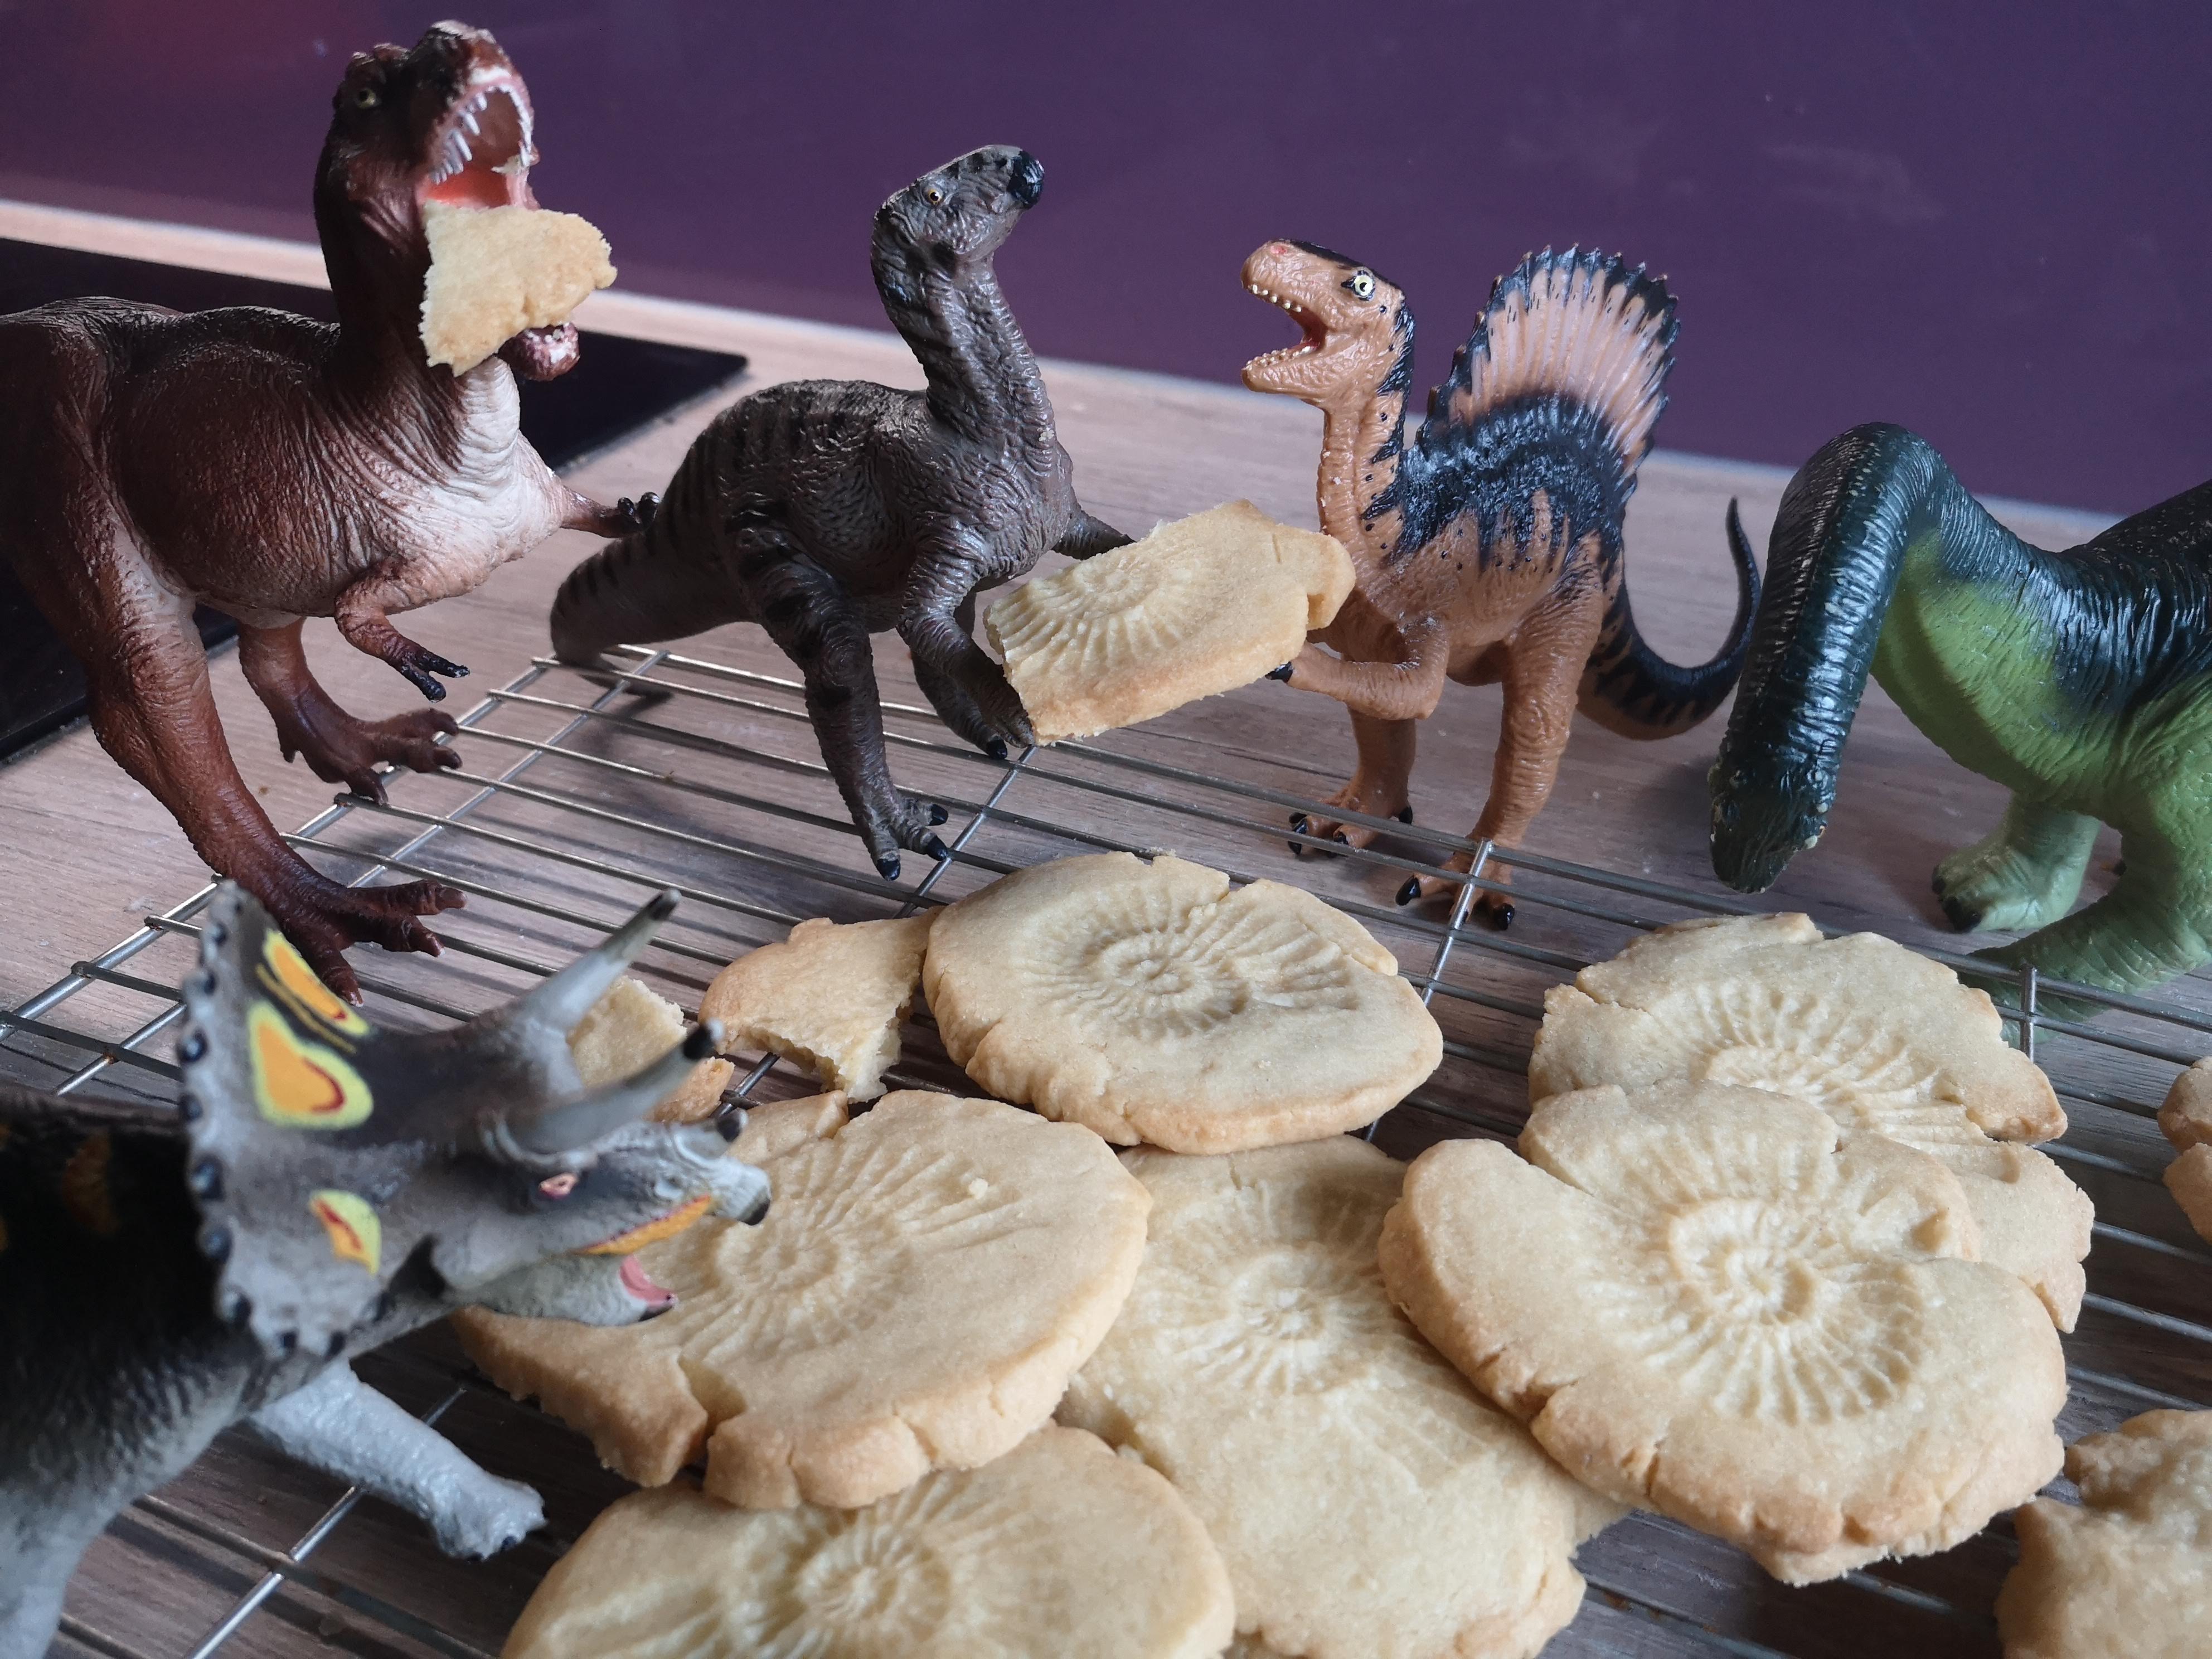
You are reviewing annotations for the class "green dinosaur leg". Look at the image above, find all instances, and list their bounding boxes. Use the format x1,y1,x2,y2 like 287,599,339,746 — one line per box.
1972,855,2211,1020
1930,794,2101,933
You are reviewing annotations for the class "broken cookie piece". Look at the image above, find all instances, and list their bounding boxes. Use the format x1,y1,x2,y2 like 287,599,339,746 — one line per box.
420,199,615,373
453,1092,1149,1510
700,913,932,1100
569,974,730,1124
986,500,1355,743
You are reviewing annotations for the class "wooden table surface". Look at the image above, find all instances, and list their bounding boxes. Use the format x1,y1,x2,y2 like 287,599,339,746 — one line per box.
8,206,2198,1659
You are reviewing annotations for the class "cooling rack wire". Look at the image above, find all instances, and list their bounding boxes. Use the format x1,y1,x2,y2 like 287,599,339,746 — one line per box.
9,639,2209,1659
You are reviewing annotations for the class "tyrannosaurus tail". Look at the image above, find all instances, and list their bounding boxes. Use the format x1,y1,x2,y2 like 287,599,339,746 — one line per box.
1707,421,2020,892
1578,499,1760,741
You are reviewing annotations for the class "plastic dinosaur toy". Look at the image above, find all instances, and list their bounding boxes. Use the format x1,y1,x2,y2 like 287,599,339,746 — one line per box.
0,23,651,1001
0,886,768,1659
1711,422,2212,1003
550,145,1129,879
1241,241,1759,923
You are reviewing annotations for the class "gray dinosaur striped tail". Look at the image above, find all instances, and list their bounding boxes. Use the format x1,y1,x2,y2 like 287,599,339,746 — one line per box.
549,430,738,670
1578,499,1761,740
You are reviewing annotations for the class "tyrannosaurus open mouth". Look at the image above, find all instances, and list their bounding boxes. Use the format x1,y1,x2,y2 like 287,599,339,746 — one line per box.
418,66,535,211
1244,276,1330,372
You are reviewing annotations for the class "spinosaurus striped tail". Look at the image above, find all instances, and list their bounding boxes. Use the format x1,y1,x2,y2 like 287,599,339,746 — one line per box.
1578,499,1760,740
548,426,740,670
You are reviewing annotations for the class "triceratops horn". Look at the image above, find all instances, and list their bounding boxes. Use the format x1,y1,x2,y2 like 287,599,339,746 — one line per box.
503,1021,724,1156
514,889,681,1034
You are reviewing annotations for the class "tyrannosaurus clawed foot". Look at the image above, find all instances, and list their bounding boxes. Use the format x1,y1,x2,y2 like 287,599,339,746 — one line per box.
254,869,467,1003
274,704,462,804
1394,861,1514,930
1287,798,1413,857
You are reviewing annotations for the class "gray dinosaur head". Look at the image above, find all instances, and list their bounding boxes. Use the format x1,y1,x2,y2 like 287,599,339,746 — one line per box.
175,885,769,1360
874,144,1042,279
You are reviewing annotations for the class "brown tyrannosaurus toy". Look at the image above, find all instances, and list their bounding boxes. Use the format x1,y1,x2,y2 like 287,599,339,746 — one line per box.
1241,241,1759,924
549,146,1128,880
0,25,647,999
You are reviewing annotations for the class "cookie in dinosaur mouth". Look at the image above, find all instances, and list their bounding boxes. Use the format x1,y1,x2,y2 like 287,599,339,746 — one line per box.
1244,277,1330,370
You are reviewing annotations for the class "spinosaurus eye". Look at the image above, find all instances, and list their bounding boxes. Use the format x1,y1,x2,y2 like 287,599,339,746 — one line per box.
1346,269,1376,300
538,1172,578,1200
924,185,945,206
353,85,380,110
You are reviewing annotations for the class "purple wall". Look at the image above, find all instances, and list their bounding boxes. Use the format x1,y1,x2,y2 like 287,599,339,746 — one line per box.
4,2,2207,513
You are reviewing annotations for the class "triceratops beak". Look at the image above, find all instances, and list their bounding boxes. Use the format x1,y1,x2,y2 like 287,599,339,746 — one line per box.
497,1021,723,1157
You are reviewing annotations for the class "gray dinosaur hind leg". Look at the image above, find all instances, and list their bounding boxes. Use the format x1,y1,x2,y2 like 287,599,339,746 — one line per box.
244,1364,544,1558
913,595,1012,760
1,1522,100,1659
753,551,947,879
1933,795,2101,932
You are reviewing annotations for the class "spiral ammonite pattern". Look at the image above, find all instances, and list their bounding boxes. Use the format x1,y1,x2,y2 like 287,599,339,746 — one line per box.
741,1481,976,1655
1025,886,1361,1044
990,550,1196,684
1584,1117,1931,1425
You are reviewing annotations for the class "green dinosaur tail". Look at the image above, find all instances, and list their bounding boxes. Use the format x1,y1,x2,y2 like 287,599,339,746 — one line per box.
1708,423,2029,891
1577,499,1760,739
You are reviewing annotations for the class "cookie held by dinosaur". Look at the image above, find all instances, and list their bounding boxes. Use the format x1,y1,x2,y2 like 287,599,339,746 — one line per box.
0,23,648,1001
1709,421,2212,1006
550,145,1131,880
1241,241,1759,924
0,885,770,1659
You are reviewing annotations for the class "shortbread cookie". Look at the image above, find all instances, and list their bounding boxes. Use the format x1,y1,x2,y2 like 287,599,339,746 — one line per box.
1061,1139,1618,1659
420,200,615,372
501,1427,1234,1659
569,974,730,1123
455,1092,1148,1508
2164,1149,2212,1245
2159,1057,2212,1151
985,501,1355,742
700,913,932,1099
923,853,1441,1152
1379,1083,2067,1584
1529,912,2091,1328
1996,1410,2212,1658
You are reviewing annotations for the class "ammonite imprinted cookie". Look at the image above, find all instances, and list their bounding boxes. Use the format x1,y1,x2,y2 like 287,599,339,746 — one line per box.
1060,1139,1619,1659
985,500,1355,743
454,1092,1148,1508
420,200,615,373
700,913,932,1099
1529,912,2092,1328
1996,1410,2212,1658
569,975,731,1123
1379,1083,2067,1584
501,1427,1235,1659
923,853,1442,1152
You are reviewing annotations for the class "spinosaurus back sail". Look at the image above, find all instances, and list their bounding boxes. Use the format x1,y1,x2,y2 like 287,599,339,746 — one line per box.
1241,240,1758,920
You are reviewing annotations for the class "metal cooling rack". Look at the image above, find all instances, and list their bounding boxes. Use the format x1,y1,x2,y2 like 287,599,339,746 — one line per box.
11,637,2210,1659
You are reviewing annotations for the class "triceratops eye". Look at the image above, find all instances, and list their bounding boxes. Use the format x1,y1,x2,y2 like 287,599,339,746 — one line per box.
538,1172,578,1200
1346,268,1376,300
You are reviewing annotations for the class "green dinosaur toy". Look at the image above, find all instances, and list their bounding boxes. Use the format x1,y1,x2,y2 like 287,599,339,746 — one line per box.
1709,421,2212,1006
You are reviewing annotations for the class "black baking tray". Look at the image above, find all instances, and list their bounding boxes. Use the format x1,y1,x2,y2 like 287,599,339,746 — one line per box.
0,238,746,763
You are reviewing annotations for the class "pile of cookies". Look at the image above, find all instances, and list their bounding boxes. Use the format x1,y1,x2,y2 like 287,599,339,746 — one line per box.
481,889,2137,1656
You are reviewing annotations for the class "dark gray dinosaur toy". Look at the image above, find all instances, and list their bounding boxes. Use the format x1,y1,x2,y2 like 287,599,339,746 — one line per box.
0,885,769,1659
548,144,1129,879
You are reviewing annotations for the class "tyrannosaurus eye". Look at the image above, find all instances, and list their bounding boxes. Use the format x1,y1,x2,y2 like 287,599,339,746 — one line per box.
353,85,380,110
1346,269,1376,300
924,185,944,205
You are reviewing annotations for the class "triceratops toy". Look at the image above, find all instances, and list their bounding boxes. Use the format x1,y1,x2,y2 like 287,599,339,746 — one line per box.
0,886,769,1659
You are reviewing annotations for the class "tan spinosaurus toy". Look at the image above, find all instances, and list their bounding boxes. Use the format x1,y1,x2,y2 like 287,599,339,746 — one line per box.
1241,241,1759,923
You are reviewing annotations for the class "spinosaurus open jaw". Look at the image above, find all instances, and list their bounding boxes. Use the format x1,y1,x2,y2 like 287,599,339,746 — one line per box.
1239,242,1395,399
1241,277,1332,385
